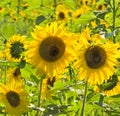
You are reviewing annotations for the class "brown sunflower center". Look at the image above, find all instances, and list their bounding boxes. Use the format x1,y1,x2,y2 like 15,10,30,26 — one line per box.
10,41,24,59
98,5,103,10
6,91,20,107
39,36,65,62
47,77,56,89
59,12,65,19
85,46,106,69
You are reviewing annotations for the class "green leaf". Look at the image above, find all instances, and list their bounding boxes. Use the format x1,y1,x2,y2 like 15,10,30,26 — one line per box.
35,15,46,25
2,24,16,39
74,11,96,26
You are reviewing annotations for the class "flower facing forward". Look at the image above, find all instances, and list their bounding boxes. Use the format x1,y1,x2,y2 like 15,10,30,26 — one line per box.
55,4,71,22
26,22,75,77
5,35,27,62
75,31,120,85
0,80,29,115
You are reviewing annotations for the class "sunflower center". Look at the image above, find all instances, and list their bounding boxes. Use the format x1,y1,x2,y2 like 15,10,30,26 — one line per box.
6,91,20,107
10,41,24,59
85,46,106,69
39,36,65,62
98,5,103,10
47,77,56,89
59,12,65,19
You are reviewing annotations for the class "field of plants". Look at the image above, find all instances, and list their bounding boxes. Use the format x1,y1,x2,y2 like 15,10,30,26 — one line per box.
0,0,120,116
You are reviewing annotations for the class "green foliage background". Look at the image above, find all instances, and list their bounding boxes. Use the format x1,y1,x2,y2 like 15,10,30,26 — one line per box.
0,0,120,116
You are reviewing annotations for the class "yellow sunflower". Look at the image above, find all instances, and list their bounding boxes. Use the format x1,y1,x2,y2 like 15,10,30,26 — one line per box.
72,5,90,21
75,32,120,85
5,35,27,62
94,75,120,96
26,22,75,77
55,4,71,22
41,76,57,99
95,3,107,11
0,80,28,115
91,19,109,29
6,67,21,82
0,7,5,14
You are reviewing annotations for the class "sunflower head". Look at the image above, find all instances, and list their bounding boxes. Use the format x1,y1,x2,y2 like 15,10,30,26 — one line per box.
0,80,28,115
95,3,107,11
56,4,71,22
5,35,27,62
75,31,120,85
72,5,90,21
26,22,76,77
6,67,21,82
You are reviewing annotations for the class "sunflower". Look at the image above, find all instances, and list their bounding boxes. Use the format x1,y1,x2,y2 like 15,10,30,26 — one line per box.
91,19,108,29
26,22,75,77
41,76,57,99
6,67,21,82
0,7,5,14
94,75,120,96
75,32,120,85
95,2,107,11
55,4,71,22
72,5,90,21
5,35,27,62
0,80,28,115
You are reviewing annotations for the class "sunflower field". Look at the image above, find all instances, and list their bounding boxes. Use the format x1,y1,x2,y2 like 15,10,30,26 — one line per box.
0,0,120,116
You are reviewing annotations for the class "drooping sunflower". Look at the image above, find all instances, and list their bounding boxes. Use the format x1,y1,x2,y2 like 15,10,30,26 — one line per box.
75,31,120,85
6,67,21,82
94,75,120,96
26,22,75,77
72,5,90,21
5,35,27,62
55,4,71,22
0,80,28,115
41,76,57,99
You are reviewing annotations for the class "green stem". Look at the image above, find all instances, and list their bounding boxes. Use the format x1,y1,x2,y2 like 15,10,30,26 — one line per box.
99,94,104,106
53,0,57,17
80,82,88,116
36,74,45,116
112,0,116,43
40,0,43,7
17,0,21,14
99,94,104,115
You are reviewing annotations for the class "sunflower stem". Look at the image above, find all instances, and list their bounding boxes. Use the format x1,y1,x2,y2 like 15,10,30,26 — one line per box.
17,0,21,15
40,0,43,7
53,0,57,18
112,0,116,43
80,82,88,116
99,94,104,106
99,94,105,115
36,73,45,116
